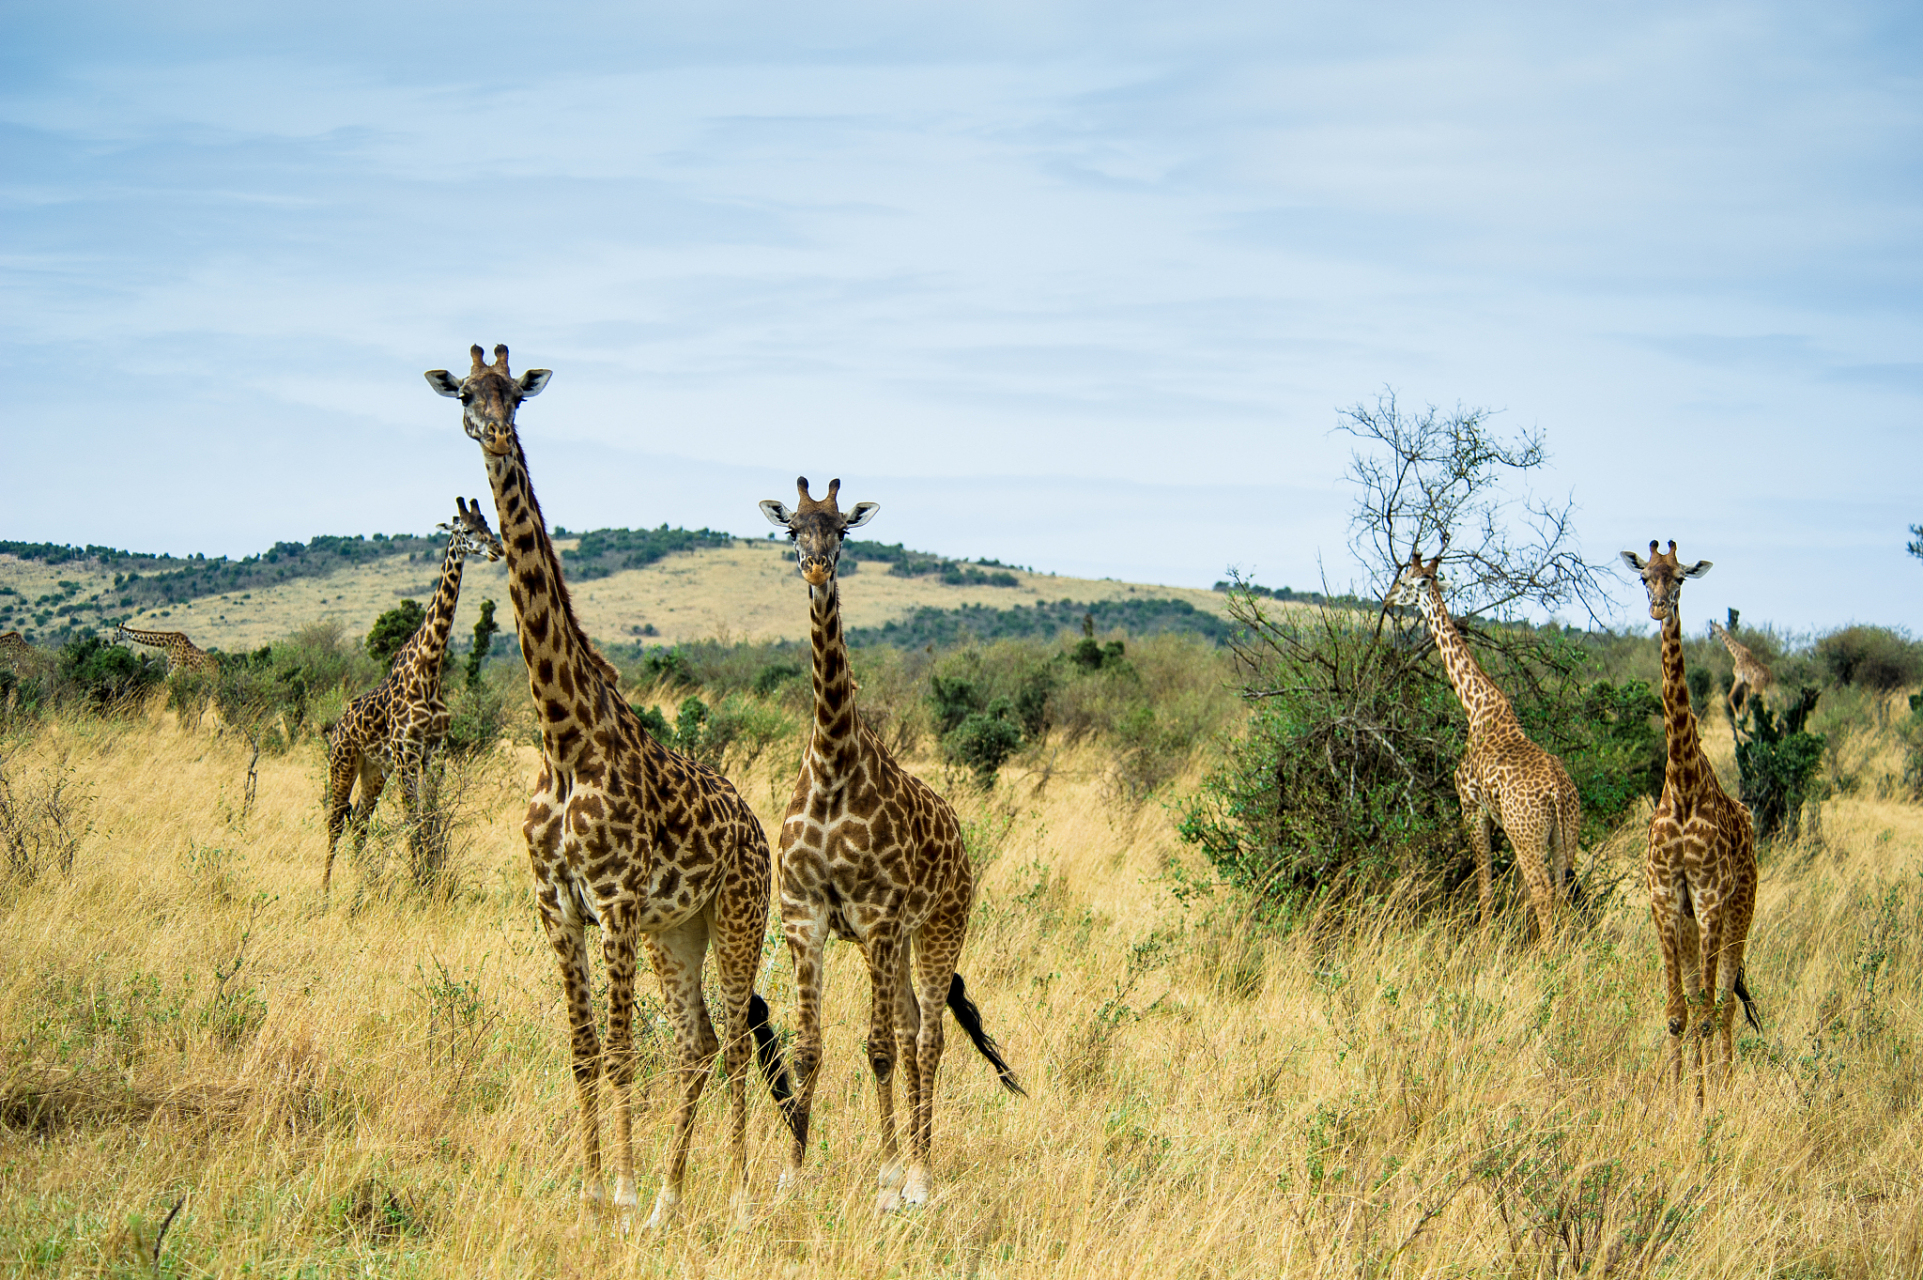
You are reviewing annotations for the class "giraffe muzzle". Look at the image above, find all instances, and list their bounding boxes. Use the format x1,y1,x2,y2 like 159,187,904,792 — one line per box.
801,559,832,586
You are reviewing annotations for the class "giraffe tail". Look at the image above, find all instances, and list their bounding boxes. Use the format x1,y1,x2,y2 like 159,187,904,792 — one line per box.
747,992,800,1131
1734,968,1762,1033
947,973,1027,1096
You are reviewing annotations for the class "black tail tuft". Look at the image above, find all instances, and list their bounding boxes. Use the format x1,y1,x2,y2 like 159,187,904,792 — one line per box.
747,992,802,1138
946,973,1026,1097
1734,968,1761,1033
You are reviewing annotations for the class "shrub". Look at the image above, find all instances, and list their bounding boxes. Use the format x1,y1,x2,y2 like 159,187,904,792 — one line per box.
464,599,500,689
945,704,1025,789
0,744,89,887
366,600,426,670
59,635,163,711
1814,626,1923,692
1736,688,1826,840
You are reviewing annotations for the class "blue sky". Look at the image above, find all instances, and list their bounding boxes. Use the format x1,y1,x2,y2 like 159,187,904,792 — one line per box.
3,1,1919,630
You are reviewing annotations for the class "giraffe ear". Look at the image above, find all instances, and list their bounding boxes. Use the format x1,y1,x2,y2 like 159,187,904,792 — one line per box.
844,501,880,530
1682,560,1713,579
759,499,795,528
517,369,552,397
1620,550,1648,572
425,370,463,398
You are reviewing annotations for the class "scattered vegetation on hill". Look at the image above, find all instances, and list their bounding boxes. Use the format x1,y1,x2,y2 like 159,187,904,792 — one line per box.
843,539,1023,587
845,596,1235,649
560,525,737,581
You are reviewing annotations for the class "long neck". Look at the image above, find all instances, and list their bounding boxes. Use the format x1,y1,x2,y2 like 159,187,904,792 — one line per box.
1419,579,1512,731
484,438,610,766
119,625,182,645
808,577,861,780
1658,607,1708,790
397,533,466,682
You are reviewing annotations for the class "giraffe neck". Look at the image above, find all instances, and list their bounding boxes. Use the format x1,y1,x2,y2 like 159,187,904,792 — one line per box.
1658,608,1710,795
807,577,861,781
1418,578,1513,733
482,439,610,766
394,531,467,688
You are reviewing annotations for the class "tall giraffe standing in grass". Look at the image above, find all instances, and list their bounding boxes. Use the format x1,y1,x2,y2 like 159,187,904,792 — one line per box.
321,498,502,900
1622,541,1760,1109
427,344,791,1228
115,624,218,676
0,632,32,666
1708,619,1773,731
1384,539,1581,940
760,477,1023,1213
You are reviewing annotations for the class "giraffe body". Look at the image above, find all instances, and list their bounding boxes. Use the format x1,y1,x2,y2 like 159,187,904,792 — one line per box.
321,499,501,899
1709,619,1773,729
0,632,33,666
760,478,1022,1213
115,624,218,676
1385,543,1581,939
428,345,790,1228
1623,541,1759,1110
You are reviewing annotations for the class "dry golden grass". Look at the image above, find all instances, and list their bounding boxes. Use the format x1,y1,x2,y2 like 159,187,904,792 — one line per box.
3,703,1921,1278
1,540,1232,655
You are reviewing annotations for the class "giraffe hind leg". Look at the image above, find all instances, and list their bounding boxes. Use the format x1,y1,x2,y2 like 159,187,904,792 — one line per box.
644,913,722,1229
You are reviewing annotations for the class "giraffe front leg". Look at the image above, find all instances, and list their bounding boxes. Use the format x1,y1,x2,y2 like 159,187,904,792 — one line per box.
1462,804,1495,927
863,930,908,1212
645,915,720,1230
779,909,829,1195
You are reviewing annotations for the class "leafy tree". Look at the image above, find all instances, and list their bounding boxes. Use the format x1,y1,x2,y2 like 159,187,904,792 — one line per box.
1736,688,1825,840
366,599,426,670
58,634,163,711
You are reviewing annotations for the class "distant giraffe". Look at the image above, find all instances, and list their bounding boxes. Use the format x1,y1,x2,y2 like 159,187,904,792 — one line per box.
115,624,218,676
428,344,792,1228
320,498,502,900
1622,541,1760,1109
1384,538,1581,939
0,631,32,666
760,477,1023,1213
1708,619,1772,729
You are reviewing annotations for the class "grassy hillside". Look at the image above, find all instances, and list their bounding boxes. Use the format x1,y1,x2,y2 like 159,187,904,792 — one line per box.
1,699,1920,1276
0,533,1235,654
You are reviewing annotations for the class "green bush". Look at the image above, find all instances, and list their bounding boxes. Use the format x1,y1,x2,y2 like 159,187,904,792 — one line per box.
945,705,1025,788
1814,626,1923,692
366,600,426,670
58,634,164,711
1736,688,1826,839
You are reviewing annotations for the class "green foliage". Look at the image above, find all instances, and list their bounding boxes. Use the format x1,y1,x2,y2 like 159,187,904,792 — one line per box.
628,693,797,770
562,525,735,581
1813,625,1923,692
843,539,1022,586
1563,679,1666,830
630,701,673,742
849,596,1234,649
365,599,426,671
443,679,506,757
216,621,377,746
465,598,500,689
58,634,164,711
1736,688,1827,840
1685,666,1712,716
945,705,1025,788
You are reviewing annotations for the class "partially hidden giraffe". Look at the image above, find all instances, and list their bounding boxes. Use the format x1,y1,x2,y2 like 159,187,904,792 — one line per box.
759,477,1023,1213
0,631,32,666
1384,538,1581,940
115,624,219,676
1708,619,1773,730
1621,541,1760,1109
321,497,502,900
428,344,792,1228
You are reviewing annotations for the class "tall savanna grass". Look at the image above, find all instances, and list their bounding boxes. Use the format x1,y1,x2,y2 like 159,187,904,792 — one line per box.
2,679,1921,1277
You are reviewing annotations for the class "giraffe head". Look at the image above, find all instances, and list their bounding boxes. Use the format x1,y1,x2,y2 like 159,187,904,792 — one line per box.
758,477,879,587
1621,540,1712,622
424,344,552,456
1382,535,1448,608
436,496,506,563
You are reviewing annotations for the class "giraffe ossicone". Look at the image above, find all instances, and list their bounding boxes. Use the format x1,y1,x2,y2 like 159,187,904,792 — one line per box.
760,474,1023,1214
428,345,793,1229
321,496,503,901
1384,536,1581,940
1621,539,1760,1111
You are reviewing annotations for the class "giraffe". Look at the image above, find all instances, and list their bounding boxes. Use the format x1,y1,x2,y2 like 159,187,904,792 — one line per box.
1621,541,1760,1109
320,498,502,900
1708,619,1773,730
1384,538,1582,940
115,624,219,676
759,477,1024,1214
427,344,792,1229
0,631,32,666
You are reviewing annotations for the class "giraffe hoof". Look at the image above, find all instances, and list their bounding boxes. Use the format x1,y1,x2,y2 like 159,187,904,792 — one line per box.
875,1184,904,1214
901,1175,930,1207
644,1187,679,1230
